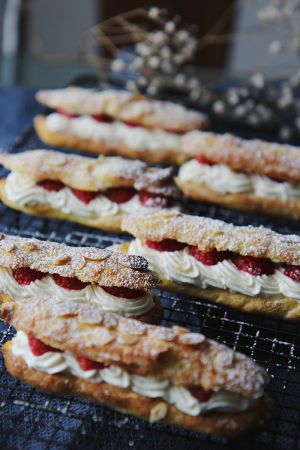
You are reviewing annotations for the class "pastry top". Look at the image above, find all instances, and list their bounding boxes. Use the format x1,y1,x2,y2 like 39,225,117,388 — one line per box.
182,131,300,184
0,150,179,196
122,211,300,266
36,87,208,133
1,297,268,398
0,233,158,289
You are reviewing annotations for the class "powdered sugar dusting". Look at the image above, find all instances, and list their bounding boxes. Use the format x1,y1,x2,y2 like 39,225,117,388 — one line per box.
122,211,300,265
0,233,158,289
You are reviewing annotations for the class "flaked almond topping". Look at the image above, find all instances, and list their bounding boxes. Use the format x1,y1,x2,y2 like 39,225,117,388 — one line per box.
84,255,109,263
93,328,114,346
53,255,71,265
178,333,206,346
117,333,139,345
5,243,16,253
103,314,119,329
118,319,147,336
71,256,86,270
149,403,168,423
21,242,37,252
121,254,148,270
155,328,176,342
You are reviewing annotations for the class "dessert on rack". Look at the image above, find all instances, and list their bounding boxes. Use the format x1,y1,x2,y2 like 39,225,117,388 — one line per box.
0,150,179,232
0,233,162,323
118,211,300,321
34,86,208,165
177,130,300,219
1,297,270,437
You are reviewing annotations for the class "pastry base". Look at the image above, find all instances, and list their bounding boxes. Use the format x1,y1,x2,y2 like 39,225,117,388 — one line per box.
0,291,163,326
34,115,189,166
0,178,125,233
115,242,300,321
2,342,271,438
176,178,300,220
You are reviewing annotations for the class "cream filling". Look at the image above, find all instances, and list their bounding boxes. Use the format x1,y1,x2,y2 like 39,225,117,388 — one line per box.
178,159,300,200
0,266,154,317
5,172,169,218
45,113,182,152
128,240,300,300
11,331,253,416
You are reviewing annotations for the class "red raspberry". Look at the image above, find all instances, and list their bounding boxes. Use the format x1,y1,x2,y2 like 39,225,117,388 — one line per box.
53,274,89,290
189,386,212,403
38,179,65,192
104,187,136,204
123,120,140,127
146,239,186,252
233,255,275,276
196,156,214,165
283,265,300,282
28,335,58,356
56,108,79,119
13,267,45,285
77,356,106,371
91,114,113,123
101,286,145,299
71,188,99,204
189,247,230,266
139,191,174,208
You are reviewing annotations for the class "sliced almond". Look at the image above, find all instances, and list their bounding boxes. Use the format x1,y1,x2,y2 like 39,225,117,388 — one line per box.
149,402,168,423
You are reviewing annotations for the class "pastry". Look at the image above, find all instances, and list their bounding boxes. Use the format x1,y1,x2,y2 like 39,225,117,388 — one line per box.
0,232,162,323
177,131,300,219
119,211,300,321
34,87,208,165
0,150,180,233
1,297,270,437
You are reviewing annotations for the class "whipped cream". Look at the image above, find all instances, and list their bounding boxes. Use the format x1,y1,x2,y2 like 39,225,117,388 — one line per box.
45,113,182,152
179,159,300,200
11,331,253,417
0,266,154,317
5,172,169,218
128,240,300,300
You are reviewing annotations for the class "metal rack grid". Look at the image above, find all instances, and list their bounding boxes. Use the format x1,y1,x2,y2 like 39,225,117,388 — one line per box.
0,107,299,450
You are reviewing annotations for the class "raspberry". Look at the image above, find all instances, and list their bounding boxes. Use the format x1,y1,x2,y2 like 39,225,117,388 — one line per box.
283,265,300,282
189,386,212,403
196,156,214,165
189,247,230,266
146,239,186,252
101,286,145,299
13,267,45,285
28,335,58,356
123,120,140,127
91,114,113,123
233,255,275,276
104,187,136,204
77,356,106,371
38,179,65,192
71,188,99,204
56,108,78,118
53,274,89,290
139,191,174,208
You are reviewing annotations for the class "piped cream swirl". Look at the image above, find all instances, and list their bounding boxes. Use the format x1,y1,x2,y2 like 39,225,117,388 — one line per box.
0,266,154,317
5,172,171,218
45,113,182,152
178,159,300,200
128,240,300,300
11,331,253,417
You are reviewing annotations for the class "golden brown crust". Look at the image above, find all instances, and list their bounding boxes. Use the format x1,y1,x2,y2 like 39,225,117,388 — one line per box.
35,87,208,133
34,115,189,166
176,177,300,220
122,211,300,266
0,150,179,196
0,231,158,290
1,298,268,397
182,131,300,184
115,242,300,321
2,343,270,438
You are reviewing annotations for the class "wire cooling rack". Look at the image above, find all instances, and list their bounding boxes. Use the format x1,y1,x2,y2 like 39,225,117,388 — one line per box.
0,94,300,450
